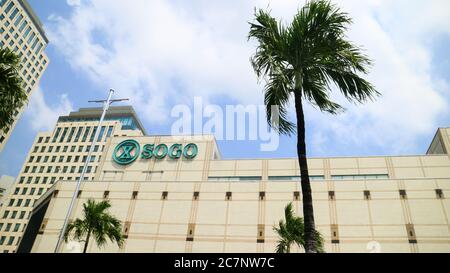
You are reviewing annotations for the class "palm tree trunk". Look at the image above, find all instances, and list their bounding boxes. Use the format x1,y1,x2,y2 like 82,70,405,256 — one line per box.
83,229,92,253
294,92,317,253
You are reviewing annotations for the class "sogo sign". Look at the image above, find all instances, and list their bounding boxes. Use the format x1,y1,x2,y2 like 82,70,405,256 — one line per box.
113,139,198,165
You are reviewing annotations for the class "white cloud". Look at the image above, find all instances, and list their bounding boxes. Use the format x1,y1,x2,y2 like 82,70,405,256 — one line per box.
66,0,81,7
46,0,450,155
26,88,74,131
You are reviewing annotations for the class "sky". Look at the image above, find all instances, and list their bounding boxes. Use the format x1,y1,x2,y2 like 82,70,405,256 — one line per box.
1,0,450,178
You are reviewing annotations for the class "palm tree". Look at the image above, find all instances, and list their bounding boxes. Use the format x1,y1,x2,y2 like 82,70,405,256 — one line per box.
249,0,378,252
0,47,27,131
64,199,124,253
274,203,324,253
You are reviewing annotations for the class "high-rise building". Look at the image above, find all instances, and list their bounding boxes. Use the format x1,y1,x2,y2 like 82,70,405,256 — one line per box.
0,106,146,253
0,0,50,153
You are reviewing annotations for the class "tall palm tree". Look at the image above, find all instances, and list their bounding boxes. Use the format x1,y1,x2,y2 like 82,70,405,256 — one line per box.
274,203,324,253
64,199,124,253
0,47,27,131
249,0,378,252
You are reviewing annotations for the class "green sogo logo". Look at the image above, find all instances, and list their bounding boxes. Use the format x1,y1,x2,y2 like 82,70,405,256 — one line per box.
113,140,198,165
113,140,140,165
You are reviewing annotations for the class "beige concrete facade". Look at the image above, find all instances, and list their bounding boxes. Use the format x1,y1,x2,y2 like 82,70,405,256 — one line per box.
25,127,450,253
0,0,49,153
0,106,145,252
0,175,15,207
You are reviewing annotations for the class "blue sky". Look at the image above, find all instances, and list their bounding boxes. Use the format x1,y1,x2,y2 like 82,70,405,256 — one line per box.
1,0,450,178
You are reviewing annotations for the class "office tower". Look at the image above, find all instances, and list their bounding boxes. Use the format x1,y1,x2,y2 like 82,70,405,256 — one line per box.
0,0,50,152
0,106,146,253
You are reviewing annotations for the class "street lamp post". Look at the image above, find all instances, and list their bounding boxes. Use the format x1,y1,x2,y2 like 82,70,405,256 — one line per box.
54,89,128,253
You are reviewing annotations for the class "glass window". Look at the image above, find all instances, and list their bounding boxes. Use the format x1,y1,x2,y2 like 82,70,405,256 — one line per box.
14,14,23,26
89,127,97,142
59,128,68,142
4,1,14,13
97,126,106,141
9,7,19,20
27,32,35,44
82,127,91,142
67,127,76,142
106,126,114,138
331,174,389,181
23,26,32,38
72,127,82,142
52,128,61,143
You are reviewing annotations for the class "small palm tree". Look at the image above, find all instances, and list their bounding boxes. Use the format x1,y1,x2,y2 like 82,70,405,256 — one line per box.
0,47,27,131
64,199,124,253
249,0,378,252
274,203,324,253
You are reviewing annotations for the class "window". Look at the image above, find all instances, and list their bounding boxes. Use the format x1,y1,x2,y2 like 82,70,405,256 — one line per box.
7,236,15,246
82,127,91,142
67,156,72,162
331,174,389,180
55,146,60,153
8,199,14,206
13,224,20,232
52,128,61,143
11,211,17,219
66,127,76,142
28,156,34,163
59,128,68,142
106,126,114,138
9,7,19,20
4,1,14,14
19,211,25,219
63,146,68,152
0,236,5,245
269,175,325,181
86,166,92,173
94,145,99,152
71,146,76,152
97,126,106,141
21,188,27,195
74,127,83,142
5,223,12,232
3,211,9,219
